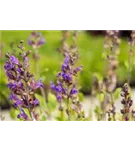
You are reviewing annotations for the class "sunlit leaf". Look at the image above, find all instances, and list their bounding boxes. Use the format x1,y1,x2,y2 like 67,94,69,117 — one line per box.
93,72,103,82
113,88,121,101
78,92,84,102
97,92,104,102
124,60,129,70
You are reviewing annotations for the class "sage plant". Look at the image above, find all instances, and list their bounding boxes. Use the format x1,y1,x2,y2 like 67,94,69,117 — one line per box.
4,41,43,121
93,30,120,121
51,31,84,120
28,31,48,105
120,84,133,121
120,31,135,121
28,31,45,77
103,30,120,120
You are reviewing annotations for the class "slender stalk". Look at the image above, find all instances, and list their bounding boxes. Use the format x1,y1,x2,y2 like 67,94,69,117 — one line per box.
66,98,70,121
34,49,48,104
110,92,115,121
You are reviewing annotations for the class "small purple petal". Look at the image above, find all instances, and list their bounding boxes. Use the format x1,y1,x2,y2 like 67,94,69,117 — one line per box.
62,73,72,81
64,55,70,64
57,94,62,102
7,82,17,90
24,57,29,65
17,114,21,118
74,66,82,73
36,79,44,88
55,84,63,93
71,87,78,95
33,98,39,105
6,71,14,79
37,38,45,46
4,62,14,70
50,82,56,90
17,108,28,120
10,55,19,64
17,67,23,74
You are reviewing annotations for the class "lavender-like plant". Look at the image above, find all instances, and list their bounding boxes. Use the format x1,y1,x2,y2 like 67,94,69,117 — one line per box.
104,31,121,121
120,31,135,121
51,31,84,121
120,84,133,121
28,31,48,105
4,41,43,121
93,30,120,121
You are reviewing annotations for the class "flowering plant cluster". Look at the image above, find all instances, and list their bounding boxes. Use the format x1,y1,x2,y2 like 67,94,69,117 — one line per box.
2,30,135,121
51,31,85,120
4,41,43,120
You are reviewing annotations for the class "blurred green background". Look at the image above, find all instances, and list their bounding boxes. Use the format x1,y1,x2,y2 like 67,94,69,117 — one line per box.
0,31,135,109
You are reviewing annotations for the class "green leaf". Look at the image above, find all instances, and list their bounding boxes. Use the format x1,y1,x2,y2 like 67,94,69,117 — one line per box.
55,111,66,121
113,88,121,101
47,93,57,111
10,108,19,120
101,52,107,60
93,72,103,82
40,116,47,121
94,106,102,115
97,92,104,102
35,93,46,108
78,92,84,102
124,60,129,70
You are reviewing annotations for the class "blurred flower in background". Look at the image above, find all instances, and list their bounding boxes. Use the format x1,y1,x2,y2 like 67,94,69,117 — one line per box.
28,31,45,49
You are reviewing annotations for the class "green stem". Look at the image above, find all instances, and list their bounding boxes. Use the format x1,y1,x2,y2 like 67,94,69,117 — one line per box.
34,49,48,104
110,92,115,121
66,98,70,121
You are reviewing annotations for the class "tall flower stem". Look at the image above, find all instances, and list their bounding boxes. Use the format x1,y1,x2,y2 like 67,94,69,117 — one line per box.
34,49,48,104
102,31,120,120
51,31,85,121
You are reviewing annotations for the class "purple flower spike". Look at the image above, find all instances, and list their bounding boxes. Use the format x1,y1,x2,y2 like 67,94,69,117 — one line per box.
4,45,41,121
28,31,45,49
50,38,84,119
